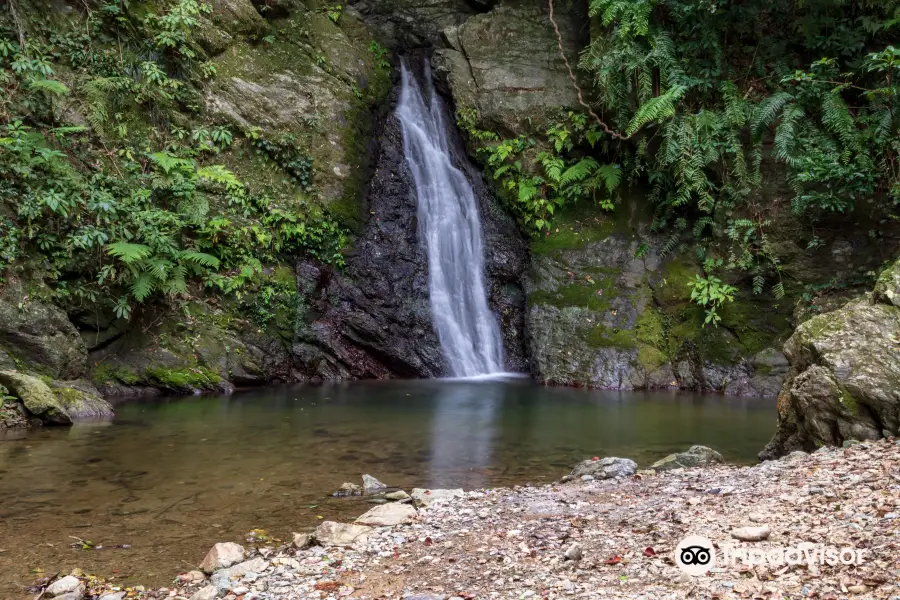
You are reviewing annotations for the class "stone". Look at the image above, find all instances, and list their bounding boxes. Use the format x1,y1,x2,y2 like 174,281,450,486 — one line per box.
98,593,126,600
383,490,411,501
189,586,219,600
199,542,245,573
760,276,900,459
650,446,725,472
0,281,87,379
333,482,363,497
568,457,637,480
361,473,387,493
354,502,417,526
411,488,465,507
46,576,84,597
314,521,372,547
0,371,113,424
54,594,84,600
731,525,771,541
563,542,582,561
292,532,312,549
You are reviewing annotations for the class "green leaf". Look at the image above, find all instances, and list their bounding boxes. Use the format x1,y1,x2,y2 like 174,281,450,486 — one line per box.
107,242,153,264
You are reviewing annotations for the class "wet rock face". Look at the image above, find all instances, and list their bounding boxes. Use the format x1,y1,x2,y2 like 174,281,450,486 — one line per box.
432,1,586,136
293,71,528,380
760,261,900,460
0,281,87,380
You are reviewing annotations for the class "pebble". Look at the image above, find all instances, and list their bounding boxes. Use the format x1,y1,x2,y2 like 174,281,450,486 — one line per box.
563,542,583,561
731,525,771,541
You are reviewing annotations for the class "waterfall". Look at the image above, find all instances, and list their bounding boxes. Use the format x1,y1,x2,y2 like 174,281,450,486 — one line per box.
396,59,505,377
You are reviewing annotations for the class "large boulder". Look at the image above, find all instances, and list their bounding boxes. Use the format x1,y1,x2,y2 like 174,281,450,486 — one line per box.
0,371,112,424
760,259,900,459
0,281,87,379
650,445,725,472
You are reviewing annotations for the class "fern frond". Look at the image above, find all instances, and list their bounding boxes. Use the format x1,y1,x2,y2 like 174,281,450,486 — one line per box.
107,242,153,264
626,85,686,136
751,91,793,137
560,158,599,185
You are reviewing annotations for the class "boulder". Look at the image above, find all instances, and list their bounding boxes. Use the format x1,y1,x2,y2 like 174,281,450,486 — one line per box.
410,488,465,507
0,281,87,379
314,521,372,547
292,532,312,549
361,473,387,493
568,457,637,480
354,503,417,526
0,371,113,424
650,446,725,472
198,542,245,573
760,262,900,460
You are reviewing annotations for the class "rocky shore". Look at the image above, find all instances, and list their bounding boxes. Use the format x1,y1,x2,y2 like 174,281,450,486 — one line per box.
29,439,900,600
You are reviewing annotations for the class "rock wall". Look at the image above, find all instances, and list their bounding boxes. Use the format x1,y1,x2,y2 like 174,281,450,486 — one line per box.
760,259,900,459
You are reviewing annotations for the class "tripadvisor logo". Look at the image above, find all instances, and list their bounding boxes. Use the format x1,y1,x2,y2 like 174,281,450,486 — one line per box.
675,535,716,576
674,535,869,576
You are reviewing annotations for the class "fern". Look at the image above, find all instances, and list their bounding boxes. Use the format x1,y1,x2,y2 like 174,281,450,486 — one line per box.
751,92,794,137
107,243,153,264
29,79,69,96
626,85,686,136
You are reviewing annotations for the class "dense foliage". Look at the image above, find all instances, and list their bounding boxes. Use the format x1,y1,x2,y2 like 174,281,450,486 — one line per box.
468,0,899,324
0,0,346,323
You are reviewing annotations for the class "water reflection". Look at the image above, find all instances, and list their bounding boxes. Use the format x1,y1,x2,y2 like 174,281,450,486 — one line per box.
428,381,503,488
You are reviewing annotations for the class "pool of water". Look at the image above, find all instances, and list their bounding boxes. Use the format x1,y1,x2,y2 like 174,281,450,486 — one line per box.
0,379,775,596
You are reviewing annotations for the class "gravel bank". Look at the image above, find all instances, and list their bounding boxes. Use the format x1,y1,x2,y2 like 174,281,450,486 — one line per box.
41,439,900,600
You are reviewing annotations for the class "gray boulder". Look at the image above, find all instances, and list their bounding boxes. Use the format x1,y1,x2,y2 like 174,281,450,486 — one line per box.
761,259,900,459
198,542,245,573
46,575,84,597
362,473,387,493
650,445,725,472
568,457,637,480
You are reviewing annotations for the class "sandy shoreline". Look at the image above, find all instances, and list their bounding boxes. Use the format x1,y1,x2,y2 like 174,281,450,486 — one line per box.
34,439,900,600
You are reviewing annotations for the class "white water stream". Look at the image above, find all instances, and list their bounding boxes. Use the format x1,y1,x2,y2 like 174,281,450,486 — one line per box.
396,60,505,377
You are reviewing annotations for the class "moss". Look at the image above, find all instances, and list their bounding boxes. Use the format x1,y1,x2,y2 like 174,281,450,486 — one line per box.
145,366,222,390
836,384,860,415
92,364,140,386
528,278,615,312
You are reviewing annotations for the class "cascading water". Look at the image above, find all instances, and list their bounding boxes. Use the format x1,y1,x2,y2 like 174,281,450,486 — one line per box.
396,59,505,377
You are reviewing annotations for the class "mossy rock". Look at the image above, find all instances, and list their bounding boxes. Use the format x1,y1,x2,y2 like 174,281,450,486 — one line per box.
0,371,112,424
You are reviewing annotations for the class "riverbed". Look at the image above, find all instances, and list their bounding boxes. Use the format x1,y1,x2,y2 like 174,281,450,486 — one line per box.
0,379,775,596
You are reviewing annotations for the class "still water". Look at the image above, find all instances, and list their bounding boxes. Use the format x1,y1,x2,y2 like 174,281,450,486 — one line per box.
0,379,775,595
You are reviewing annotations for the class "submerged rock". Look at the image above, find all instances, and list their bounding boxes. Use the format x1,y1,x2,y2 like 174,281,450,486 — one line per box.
568,457,637,480
199,542,245,573
650,446,725,472
333,482,363,497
